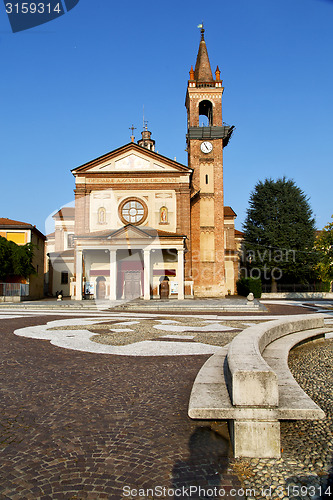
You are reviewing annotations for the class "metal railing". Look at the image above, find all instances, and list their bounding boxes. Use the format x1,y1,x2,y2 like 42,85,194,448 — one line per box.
0,283,29,296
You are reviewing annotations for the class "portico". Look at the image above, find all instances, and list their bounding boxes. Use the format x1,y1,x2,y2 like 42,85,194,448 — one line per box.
73,225,186,301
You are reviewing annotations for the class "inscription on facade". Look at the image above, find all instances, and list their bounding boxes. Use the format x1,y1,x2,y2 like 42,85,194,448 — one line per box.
87,178,185,184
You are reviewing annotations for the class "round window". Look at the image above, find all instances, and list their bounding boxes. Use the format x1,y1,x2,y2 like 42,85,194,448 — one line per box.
119,198,148,226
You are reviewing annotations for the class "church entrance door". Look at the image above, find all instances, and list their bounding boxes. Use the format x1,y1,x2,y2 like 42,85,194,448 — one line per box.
123,271,142,300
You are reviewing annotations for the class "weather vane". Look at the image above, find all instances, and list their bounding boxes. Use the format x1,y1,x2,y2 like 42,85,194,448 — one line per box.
197,21,205,40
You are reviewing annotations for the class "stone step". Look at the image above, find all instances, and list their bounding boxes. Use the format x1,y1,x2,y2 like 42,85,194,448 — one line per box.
0,298,262,312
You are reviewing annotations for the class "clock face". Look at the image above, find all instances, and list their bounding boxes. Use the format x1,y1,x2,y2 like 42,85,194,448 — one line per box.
200,141,213,154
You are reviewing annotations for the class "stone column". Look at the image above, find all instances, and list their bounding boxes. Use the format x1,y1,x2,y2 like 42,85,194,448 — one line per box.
75,249,83,300
178,248,185,300
143,249,151,301
230,420,281,458
109,249,117,301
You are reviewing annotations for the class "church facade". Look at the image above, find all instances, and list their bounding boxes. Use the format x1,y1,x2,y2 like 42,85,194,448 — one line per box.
47,30,240,300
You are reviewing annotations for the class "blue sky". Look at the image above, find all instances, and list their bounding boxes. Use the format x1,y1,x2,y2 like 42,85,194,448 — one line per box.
0,0,332,235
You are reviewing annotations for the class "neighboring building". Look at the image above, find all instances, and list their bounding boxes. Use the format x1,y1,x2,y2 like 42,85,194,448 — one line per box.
46,207,75,297
0,217,45,299
46,29,242,300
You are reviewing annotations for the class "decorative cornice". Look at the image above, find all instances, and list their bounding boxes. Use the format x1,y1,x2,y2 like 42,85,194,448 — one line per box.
199,193,215,199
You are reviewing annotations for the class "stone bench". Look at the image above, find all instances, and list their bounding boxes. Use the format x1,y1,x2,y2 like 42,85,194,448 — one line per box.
188,314,331,458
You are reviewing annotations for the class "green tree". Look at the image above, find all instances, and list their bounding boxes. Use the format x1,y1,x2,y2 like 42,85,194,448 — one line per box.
314,216,333,287
0,236,35,281
242,177,317,291
0,236,12,280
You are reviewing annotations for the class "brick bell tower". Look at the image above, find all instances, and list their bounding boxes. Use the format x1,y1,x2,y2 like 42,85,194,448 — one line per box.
186,26,234,297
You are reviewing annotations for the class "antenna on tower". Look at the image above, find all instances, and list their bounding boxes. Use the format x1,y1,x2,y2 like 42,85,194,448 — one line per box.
143,105,148,131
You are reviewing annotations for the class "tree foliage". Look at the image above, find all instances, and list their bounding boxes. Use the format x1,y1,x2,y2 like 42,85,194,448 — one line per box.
242,177,317,285
236,277,262,298
314,216,333,284
0,236,35,281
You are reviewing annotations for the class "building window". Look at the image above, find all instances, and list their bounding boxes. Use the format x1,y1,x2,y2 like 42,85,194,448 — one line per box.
118,197,148,226
98,207,107,224
67,234,74,248
61,272,69,284
159,206,168,224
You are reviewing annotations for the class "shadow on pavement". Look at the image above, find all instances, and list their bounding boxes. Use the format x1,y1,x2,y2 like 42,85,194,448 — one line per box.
171,425,243,499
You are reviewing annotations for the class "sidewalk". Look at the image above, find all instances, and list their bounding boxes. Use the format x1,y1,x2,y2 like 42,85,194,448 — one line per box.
0,296,264,312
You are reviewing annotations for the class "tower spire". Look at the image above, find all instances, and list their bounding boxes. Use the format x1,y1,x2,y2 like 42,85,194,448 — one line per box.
194,23,214,83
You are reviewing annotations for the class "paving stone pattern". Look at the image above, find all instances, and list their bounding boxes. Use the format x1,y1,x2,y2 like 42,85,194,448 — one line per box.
0,315,244,500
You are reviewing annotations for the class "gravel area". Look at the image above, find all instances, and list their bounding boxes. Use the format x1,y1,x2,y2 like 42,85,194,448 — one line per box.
233,338,333,500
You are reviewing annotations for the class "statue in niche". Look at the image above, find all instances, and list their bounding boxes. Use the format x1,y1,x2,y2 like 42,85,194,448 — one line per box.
98,207,106,224
160,206,168,224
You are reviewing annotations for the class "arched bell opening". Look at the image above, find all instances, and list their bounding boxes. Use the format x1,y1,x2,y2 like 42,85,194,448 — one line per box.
199,100,213,126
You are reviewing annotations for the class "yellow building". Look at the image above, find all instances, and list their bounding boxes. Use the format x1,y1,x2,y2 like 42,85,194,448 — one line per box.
0,217,46,300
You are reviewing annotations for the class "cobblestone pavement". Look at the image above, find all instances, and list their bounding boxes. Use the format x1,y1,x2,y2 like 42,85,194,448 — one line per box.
0,303,330,500
0,314,244,500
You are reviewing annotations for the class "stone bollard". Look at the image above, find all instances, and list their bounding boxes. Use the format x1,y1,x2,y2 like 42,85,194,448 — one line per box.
247,292,254,301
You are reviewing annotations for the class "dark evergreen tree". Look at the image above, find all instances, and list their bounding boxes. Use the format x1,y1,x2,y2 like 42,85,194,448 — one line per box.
242,177,317,290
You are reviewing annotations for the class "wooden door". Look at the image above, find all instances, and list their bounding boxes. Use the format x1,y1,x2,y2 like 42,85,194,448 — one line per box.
96,280,106,299
123,271,141,299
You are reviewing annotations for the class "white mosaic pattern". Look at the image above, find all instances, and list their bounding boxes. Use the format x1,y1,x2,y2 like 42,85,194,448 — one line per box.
3,299,332,356
14,318,222,356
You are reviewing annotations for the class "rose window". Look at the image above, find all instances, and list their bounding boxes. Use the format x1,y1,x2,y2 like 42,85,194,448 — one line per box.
119,198,148,225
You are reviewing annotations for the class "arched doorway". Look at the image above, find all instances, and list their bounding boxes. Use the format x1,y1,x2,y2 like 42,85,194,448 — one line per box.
96,276,106,300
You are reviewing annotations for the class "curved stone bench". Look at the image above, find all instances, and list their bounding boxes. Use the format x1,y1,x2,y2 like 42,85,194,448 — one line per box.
188,313,331,458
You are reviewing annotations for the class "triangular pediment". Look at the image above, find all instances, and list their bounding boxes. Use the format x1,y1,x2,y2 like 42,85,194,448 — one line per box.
72,143,191,175
109,224,156,241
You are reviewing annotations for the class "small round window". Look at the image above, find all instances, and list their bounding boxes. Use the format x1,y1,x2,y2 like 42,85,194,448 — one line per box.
119,197,148,226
